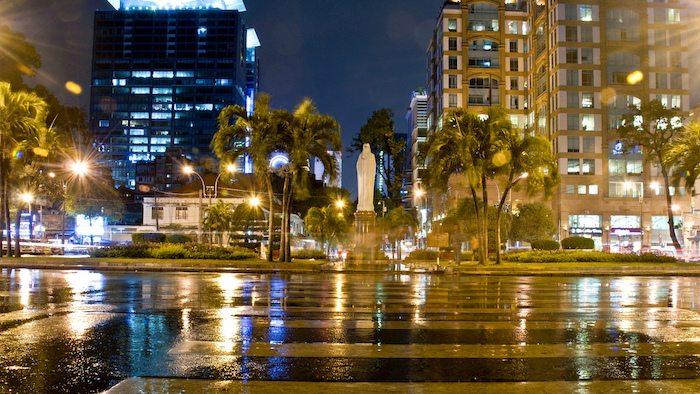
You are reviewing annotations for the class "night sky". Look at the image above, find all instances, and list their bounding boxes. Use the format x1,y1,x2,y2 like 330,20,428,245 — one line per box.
3,0,445,199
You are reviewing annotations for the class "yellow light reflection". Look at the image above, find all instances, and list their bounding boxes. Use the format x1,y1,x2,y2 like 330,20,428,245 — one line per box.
217,273,242,305
335,280,344,312
18,269,31,308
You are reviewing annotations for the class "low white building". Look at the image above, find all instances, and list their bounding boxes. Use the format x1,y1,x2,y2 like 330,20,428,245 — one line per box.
135,173,305,245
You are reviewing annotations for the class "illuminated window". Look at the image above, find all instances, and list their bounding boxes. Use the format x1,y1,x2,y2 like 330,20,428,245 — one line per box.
153,71,174,78
132,71,151,78
448,19,457,32
567,159,580,174
579,5,592,21
131,87,150,94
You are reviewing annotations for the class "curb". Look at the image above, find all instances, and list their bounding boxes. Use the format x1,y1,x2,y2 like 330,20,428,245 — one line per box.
1,259,699,276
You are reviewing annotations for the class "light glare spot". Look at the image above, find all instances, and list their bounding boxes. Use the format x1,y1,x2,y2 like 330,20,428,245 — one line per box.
627,71,643,85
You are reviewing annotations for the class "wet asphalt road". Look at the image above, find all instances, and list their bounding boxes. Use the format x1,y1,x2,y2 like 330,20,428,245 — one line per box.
0,269,700,392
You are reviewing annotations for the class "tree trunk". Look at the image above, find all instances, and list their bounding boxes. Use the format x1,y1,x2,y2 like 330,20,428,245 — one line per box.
266,175,274,262
279,173,290,262
470,187,484,265
481,175,490,265
4,171,11,257
662,168,682,251
284,179,294,262
494,176,514,265
14,205,21,258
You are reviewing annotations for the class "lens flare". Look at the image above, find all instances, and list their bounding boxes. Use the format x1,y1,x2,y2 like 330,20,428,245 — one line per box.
65,81,82,95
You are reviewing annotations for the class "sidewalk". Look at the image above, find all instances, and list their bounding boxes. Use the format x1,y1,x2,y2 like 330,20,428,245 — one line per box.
2,257,700,276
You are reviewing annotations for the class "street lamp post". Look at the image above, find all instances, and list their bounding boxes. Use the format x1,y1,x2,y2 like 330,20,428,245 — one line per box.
214,164,236,199
21,193,33,240
49,160,87,252
415,189,427,249
183,166,205,243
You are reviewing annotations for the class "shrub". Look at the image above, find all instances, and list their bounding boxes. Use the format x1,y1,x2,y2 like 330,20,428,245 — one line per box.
151,244,188,259
132,233,166,243
502,250,677,263
561,236,594,250
407,250,439,260
88,244,151,258
165,234,192,244
531,239,560,251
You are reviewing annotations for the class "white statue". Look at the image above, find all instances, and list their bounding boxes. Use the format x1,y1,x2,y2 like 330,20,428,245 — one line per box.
356,143,376,212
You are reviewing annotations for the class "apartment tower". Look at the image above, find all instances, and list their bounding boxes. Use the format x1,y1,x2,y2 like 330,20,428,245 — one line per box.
424,0,692,251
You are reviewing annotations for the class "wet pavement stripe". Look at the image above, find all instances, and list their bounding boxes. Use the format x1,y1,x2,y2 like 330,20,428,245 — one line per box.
168,340,700,358
103,378,700,393
203,318,700,330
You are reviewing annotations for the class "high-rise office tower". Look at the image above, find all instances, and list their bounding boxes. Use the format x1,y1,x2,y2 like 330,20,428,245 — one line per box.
90,0,258,189
425,0,692,251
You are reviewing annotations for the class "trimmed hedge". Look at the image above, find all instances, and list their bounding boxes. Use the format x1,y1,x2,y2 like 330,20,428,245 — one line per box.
531,239,560,251
502,250,677,263
292,250,327,260
132,233,166,243
561,236,594,250
165,234,192,244
88,242,256,260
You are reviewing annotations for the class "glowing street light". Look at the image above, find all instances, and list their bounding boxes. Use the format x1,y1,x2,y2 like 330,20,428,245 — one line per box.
71,161,88,176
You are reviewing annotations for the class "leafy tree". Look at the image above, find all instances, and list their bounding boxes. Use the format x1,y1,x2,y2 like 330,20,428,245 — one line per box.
214,93,284,261
304,206,350,256
351,109,405,205
230,200,274,251
377,207,417,260
618,99,684,251
64,170,125,245
276,99,342,262
0,25,41,90
509,202,557,244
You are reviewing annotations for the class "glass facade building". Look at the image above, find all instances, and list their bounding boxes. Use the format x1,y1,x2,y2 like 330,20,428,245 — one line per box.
90,1,257,188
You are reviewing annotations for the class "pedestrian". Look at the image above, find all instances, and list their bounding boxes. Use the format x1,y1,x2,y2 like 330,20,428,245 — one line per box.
451,224,464,265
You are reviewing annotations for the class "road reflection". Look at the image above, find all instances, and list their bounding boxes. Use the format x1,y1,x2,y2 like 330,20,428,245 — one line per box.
0,270,699,392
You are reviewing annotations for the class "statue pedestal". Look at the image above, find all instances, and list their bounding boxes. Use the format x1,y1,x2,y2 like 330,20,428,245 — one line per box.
354,210,376,261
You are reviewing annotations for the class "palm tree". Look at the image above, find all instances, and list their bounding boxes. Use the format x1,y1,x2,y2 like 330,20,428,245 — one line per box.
276,99,342,262
0,82,48,256
667,120,700,207
304,206,350,257
202,199,235,246
213,93,282,261
420,108,489,263
491,128,559,264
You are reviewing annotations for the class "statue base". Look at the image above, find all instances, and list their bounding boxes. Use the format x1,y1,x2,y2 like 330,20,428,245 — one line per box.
354,210,376,261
